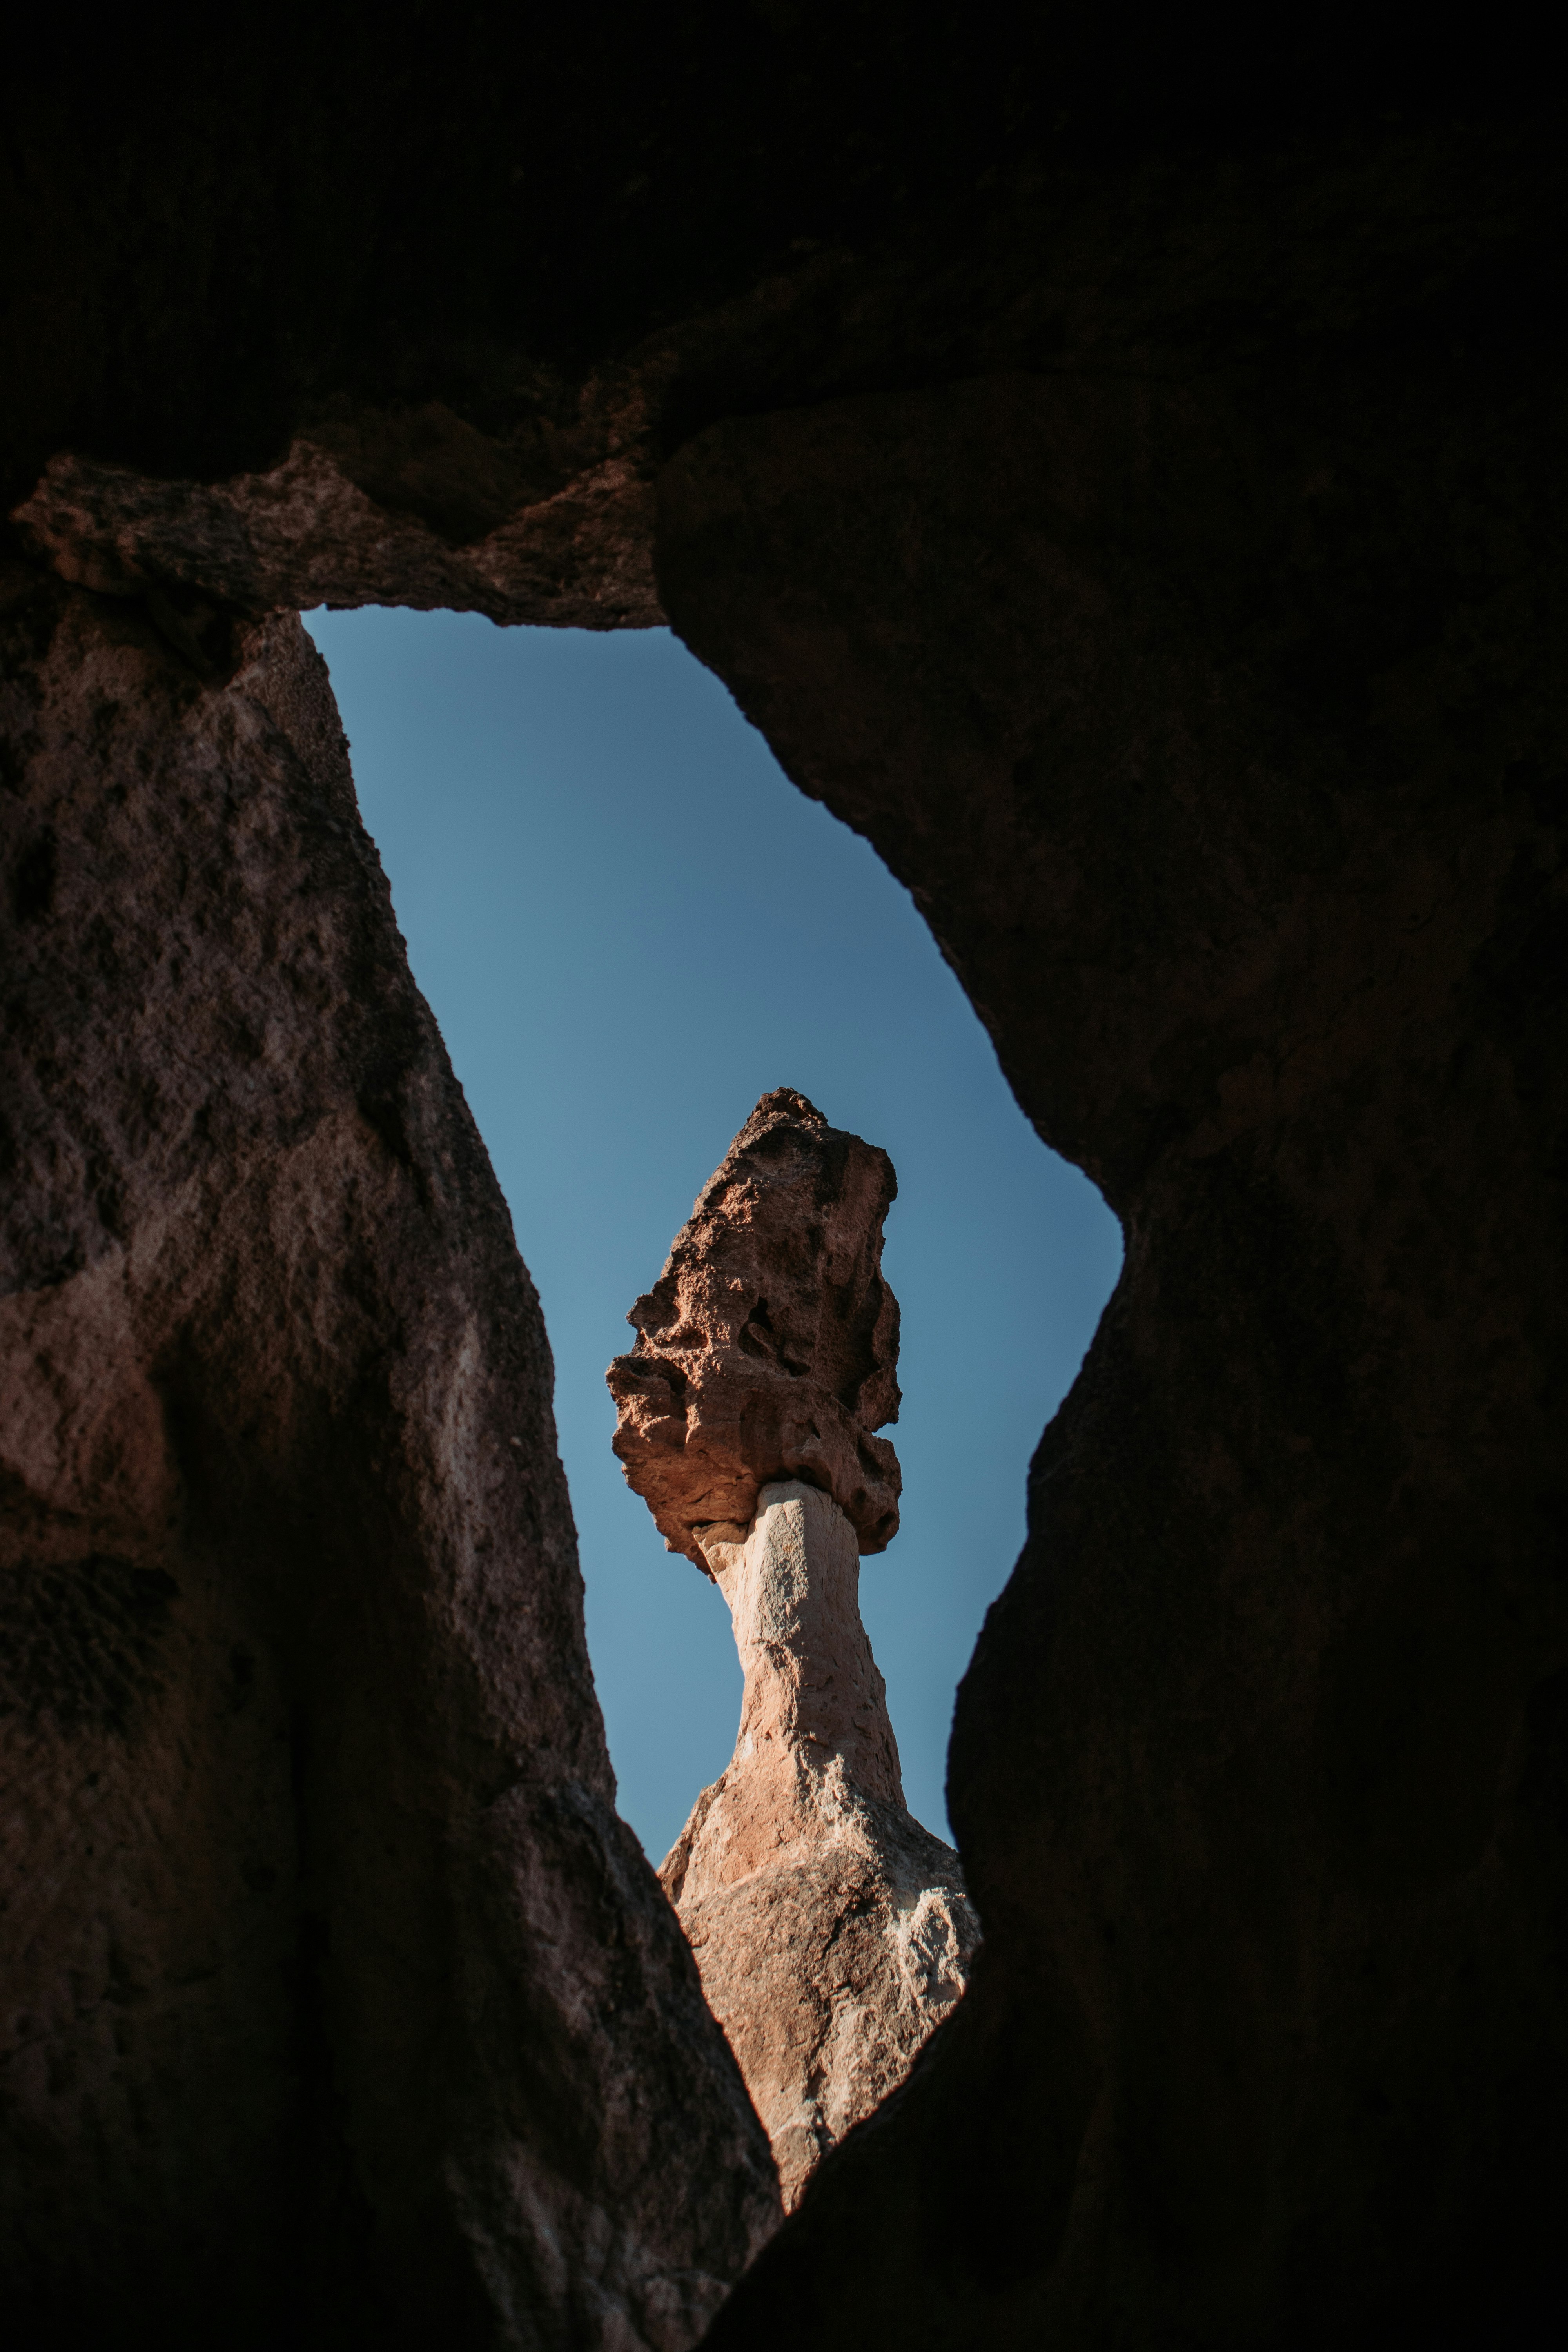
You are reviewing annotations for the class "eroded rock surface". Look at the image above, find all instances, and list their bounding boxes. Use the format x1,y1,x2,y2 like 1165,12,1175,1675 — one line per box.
0,568,777,2349
3,22,1564,2348
662,1482,977,2210
665,324,1568,2352
15,434,662,634
610,1103,974,2210
606,1090,900,1564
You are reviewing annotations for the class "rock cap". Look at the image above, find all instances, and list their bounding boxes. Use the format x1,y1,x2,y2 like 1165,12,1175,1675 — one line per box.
607,1089,901,1565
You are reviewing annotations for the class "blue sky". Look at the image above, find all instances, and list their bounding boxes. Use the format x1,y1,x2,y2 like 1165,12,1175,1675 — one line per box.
304,608,1122,1859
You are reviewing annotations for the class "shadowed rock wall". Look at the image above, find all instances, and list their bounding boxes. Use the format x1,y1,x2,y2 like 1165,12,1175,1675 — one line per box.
607,1091,974,2210
659,291,1568,2352
0,572,776,2348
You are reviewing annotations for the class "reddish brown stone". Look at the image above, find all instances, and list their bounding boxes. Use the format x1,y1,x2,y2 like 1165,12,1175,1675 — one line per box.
612,1116,971,2212
606,1091,900,1566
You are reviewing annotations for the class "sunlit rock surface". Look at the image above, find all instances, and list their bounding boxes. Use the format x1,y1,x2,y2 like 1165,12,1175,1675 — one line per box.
609,1097,975,2210
664,1482,977,2210
607,1090,901,1565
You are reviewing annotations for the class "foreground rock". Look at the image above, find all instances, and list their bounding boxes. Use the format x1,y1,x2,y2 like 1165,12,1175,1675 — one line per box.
667,328,1568,2350
611,1098,976,2207
4,27,1564,2345
0,571,777,2349
663,1481,977,2209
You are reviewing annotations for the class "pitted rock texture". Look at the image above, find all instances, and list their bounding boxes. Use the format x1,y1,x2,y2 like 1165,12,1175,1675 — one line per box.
15,434,662,634
660,1483,978,2211
3,20,1565,2351
606,1091,900,1565
0,567,777,2350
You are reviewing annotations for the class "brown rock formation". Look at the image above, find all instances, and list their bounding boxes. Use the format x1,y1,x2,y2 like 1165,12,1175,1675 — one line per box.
15,435,661,635
664,335,1568,2352
661,1481,978,2211
606,1091,900,1565
4,16,1566,2349
608,1101,973,2208
0,567,776,2348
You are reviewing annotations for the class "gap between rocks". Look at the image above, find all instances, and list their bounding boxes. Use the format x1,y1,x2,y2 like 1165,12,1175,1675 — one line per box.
301,606,1124,1863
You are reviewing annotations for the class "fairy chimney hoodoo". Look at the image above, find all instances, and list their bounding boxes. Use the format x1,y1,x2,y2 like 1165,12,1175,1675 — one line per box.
608,1090,979,2209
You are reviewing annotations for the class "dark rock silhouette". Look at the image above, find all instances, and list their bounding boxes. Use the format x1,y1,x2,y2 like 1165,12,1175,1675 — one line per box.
665,327,1568,2352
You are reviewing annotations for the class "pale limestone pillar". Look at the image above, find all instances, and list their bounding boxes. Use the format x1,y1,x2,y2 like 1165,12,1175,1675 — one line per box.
660,1482,979,2208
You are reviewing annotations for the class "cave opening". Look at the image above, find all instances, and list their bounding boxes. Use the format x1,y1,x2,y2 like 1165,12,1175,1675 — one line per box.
303,604,1123,1858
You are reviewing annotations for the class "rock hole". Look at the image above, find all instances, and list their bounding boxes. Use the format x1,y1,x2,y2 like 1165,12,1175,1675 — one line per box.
302,607,1123,1862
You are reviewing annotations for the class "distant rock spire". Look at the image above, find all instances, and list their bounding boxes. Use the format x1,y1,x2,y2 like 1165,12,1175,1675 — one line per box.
608,1094,978,2209
606,1087,902,1568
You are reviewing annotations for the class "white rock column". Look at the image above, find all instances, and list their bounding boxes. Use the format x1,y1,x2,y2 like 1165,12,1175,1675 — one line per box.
660,1482,979,2207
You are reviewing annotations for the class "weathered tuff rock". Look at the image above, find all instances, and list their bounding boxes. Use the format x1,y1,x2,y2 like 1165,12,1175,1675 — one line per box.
15,434,662,635
668,331,1568,2350
661,1482,978,2211
0,568,777,2348
613,1108,975,2209
606,1091,900,1565
4,19,1566,2350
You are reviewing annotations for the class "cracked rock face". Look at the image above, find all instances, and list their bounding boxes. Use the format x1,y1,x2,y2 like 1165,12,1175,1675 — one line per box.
606,1090,901,1564
664,1484,978,2212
